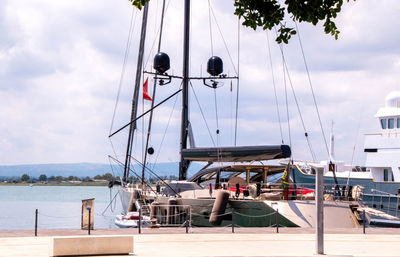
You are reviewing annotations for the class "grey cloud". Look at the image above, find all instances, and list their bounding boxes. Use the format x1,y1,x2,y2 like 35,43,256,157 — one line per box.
3,51,56,80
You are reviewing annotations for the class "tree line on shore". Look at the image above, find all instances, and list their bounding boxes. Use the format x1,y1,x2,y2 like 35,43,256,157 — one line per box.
1,172,179,184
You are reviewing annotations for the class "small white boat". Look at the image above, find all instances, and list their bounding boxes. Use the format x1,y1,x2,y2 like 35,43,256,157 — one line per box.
114,212,152,228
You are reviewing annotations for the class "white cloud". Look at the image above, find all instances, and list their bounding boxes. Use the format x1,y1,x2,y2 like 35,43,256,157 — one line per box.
0,0,399,170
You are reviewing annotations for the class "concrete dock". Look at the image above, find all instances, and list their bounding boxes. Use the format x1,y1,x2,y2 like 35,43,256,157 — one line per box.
1,228,400,256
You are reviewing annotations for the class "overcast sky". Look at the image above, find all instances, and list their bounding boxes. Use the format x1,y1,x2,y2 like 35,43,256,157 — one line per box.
1,0,400,169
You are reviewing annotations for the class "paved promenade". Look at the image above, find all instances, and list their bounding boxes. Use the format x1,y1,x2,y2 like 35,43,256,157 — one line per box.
1,228,400,256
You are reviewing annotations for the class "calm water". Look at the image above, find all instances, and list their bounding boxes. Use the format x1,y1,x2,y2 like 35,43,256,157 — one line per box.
0,186,123,230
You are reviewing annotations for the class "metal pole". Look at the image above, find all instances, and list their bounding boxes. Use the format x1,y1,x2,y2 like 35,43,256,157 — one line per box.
123,2,150,183
231,209,235,233
179,0,191,180
372,191,375,208
185,219,189,234
88,209,91,235
35,209,38,237
316,168,324,255
141,0,167,184
276,209,279,233
189,207,192,229
138,208,142,234
363,209,366,234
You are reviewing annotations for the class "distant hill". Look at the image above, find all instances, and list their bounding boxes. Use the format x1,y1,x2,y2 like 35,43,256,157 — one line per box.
0,162,202,179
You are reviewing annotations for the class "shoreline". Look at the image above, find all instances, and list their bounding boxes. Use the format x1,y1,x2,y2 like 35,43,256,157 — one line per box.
0,182,109,187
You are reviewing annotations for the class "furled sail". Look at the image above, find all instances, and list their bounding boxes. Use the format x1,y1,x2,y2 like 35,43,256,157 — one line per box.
181,145,291,162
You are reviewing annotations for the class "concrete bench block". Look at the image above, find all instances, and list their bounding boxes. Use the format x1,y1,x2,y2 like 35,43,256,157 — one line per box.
49,235,134,256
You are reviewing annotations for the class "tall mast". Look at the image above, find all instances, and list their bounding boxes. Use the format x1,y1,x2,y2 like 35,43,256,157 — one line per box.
141,0,167,187
179,0,191,180
123,3,149,182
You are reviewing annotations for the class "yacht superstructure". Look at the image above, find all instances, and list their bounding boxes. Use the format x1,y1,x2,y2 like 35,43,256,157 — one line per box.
364,91,400,182
292,92,400,219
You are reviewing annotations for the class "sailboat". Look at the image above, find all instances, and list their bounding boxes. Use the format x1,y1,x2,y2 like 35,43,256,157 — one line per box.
109,0,364,228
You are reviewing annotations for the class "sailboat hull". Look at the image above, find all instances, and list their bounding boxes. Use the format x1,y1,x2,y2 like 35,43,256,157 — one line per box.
119,187,359,228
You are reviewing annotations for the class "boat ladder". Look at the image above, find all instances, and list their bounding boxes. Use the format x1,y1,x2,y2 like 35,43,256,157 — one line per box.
137,198,151,216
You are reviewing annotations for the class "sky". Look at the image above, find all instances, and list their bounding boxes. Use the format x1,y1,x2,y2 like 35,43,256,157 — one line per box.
1,0,400,170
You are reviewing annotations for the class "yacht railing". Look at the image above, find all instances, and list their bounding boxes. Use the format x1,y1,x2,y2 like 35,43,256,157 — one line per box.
282,182,358,201
363,189,400,218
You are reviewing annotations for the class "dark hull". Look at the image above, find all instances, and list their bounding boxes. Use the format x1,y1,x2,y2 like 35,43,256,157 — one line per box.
292,165,400,194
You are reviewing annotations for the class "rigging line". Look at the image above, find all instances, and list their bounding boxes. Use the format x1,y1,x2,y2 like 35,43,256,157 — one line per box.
346,113,363,189
127,155,181,196
266,31,284,144
107,135,128,178
107,156,118,178
109,155,158,195
213,87,221,164
189,81,216,146
143,0,172,70
295,21,330,157
159,0,170,47
109,6,137,135
142,78,144,164
109,88,183,137
102,190,119,215
142,77,157,187
109,137,119,161
154,0,159,40
230,80,233,143
207,0,214,56
275,28,316,161
213,88,220,133
108,127,133,160
282,42,292,149
209,4,238,76
283,55,316,161
151,82,182,171
234,17,240,146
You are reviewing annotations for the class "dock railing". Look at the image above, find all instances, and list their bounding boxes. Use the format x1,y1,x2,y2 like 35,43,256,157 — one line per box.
149,204,192,227
291,183,400,218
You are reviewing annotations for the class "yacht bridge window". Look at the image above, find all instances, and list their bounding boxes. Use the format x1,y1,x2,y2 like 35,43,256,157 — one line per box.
381,118,387,129
388,118,395,129
383,168,394,182
397,118,400,128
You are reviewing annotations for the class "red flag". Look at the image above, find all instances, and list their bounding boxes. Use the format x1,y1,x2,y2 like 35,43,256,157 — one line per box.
143,77,152,101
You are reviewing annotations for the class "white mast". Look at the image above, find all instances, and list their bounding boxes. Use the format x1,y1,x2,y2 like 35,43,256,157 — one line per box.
329,121,335,163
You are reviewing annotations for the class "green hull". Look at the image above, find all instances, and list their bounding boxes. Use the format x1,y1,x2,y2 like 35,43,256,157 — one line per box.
156,197,299,227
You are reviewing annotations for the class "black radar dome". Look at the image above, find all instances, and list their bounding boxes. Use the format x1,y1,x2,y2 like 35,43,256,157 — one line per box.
207,56,223,76
154,52,170,74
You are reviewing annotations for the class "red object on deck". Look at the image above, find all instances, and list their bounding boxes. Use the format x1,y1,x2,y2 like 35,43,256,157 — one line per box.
205,185,314,197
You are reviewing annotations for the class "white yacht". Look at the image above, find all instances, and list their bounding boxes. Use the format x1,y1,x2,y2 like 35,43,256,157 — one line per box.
292,91,400,217
364,91,400,182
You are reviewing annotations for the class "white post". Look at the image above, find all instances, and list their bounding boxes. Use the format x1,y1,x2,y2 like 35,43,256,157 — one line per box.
316,168,324,254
